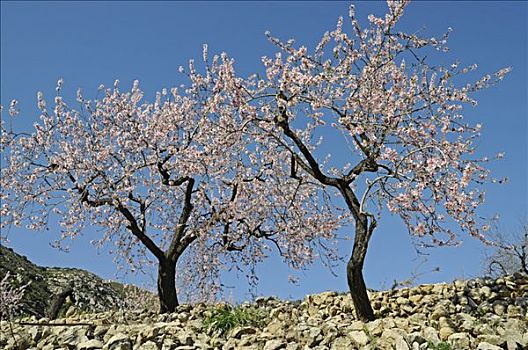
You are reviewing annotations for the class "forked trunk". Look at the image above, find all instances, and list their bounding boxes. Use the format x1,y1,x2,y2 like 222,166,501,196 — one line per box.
157,260,178,313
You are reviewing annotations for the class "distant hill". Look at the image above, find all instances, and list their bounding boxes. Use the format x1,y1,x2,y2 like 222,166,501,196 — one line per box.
0,245,129,318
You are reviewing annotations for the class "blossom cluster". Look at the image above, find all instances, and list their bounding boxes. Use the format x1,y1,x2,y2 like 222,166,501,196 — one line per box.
232,0,508,247
0,0,509,301
0,50,342,300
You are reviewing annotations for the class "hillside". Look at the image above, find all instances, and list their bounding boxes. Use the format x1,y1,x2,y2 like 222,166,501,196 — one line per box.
0,245,128,318
0,247,527,349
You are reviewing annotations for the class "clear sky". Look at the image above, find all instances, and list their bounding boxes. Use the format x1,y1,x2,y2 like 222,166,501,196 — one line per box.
1,1,527,302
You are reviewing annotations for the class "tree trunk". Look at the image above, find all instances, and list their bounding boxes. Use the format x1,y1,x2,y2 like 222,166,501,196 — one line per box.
157,260,178,313
347,217,376,321
47,287,75,320
337,184,376,321
347,257,375,321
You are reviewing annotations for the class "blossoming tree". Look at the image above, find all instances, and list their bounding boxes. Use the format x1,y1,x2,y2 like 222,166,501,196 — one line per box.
0,53,341,313
233,0,510,320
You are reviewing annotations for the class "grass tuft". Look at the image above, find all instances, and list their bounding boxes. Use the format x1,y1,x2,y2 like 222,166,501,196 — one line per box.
428,341,452,350
203,304,266,337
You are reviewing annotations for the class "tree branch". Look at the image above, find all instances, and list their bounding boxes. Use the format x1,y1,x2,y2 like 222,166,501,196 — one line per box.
337,181,362,221
67,173,166,262
275,103,339,187
343,158,379,183
167,178,195,262
115,202,166,262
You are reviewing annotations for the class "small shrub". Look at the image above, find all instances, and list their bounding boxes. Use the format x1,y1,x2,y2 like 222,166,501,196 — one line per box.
203,304,266,337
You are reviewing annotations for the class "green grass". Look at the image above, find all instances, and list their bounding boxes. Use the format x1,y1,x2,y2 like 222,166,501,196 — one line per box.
203,304,267,337
428,341,452,350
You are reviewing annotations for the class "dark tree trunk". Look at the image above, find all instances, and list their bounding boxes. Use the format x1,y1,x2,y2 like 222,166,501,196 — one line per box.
337,184,376,321
47,287,75,320
347,218,375,321
156,179,195,314
347,256,375,321
157,260,178,314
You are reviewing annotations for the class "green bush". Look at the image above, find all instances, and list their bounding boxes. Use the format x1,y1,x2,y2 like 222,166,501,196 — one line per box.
203,304,266,337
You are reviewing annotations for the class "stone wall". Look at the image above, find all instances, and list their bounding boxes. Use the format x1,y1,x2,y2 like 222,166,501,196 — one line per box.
2,273,527,350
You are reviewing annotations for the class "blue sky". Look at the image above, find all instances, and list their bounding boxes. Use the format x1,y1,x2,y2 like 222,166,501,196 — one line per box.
1,1,527,302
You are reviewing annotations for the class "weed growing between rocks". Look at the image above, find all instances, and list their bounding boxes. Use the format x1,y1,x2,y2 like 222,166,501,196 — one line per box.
428,341,452,350
203,304,267,337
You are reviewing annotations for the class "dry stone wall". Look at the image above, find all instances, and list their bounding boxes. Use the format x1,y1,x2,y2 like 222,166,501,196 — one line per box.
2,273,527,350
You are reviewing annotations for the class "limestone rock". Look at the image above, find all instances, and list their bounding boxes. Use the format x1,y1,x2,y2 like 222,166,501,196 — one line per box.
438,326,455,341
447,332,470,348
395,337,410,350
138,341,159,350
105,333,132,350
231,326,257,339
330,336,353,350
477,342,502,350
422,326,440,344
348,331,369,347
263,339,287,350
79,339,104,349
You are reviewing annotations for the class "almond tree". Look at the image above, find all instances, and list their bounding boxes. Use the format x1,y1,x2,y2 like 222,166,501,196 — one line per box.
0,53,341,313
234,0,510,320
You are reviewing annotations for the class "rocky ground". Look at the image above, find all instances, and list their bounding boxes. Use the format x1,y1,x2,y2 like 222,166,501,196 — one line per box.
1,272,527,350
0,246,128,318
